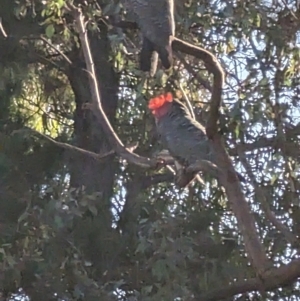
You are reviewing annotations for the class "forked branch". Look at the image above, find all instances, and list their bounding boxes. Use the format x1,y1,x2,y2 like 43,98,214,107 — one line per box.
65,3,156,168
171,37,270,274
100,17,271,274
106,14,300,298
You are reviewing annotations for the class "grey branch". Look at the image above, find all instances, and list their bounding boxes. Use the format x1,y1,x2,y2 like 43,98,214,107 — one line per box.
65,3,157,169
12,128,138,161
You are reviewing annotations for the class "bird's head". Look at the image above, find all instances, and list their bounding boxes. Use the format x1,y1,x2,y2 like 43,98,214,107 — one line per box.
148,92,173,118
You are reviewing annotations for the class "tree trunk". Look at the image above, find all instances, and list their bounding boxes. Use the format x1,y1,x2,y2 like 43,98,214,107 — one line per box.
66,26,120,275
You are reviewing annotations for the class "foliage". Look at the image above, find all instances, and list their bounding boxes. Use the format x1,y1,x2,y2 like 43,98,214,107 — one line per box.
0,0,299,300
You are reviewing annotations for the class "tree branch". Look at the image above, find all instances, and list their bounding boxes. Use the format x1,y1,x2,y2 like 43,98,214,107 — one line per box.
12,128,137,161
212,134,271,276
26,36,73,65
118,172,174,233
113,20,269,272
172,38,224,139
196,259,300,301
0,18,8,38
186,158,245,183
179,83,196,119
65,3,157,168
175,51,212,92
112,20,223,138
172,34,270,272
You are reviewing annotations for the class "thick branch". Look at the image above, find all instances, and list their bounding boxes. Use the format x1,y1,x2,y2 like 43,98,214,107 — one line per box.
186,160,245,183
156,152,214,186
66,4,156,168
172,35,269,272
172,38,224,139
212,135,271,275
112,20,223,138
110,18,270,272
118,172,174,233
197,259,300,301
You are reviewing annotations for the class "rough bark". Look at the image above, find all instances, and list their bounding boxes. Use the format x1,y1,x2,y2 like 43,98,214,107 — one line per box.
66,24,120,275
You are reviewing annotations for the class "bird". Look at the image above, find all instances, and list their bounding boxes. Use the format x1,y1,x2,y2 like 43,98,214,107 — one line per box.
148,92,244,187
123,0,175,76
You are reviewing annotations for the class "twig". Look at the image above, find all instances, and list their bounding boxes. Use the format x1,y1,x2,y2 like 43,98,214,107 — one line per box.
0,18,7,38
179,83,195,120
65,3,157,168
175,51,212,92
11,128,135,161
26,36,73,65
280,0,298,20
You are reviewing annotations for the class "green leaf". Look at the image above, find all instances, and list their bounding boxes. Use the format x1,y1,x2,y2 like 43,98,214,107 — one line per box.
135,237,148,254
88,205,98,216
45,24,55,38
54,215,64,229
151,259,169,281
6,254,16,267
142,285,153,295
18,211,29,223
259,77,268,86
56,0,65,9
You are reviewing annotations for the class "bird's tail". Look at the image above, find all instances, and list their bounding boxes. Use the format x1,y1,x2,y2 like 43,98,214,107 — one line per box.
140,37,158,76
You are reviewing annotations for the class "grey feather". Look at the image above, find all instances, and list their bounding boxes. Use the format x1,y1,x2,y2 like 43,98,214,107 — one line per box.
154,99,245,186
123,0,175,73
155,99,213,167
